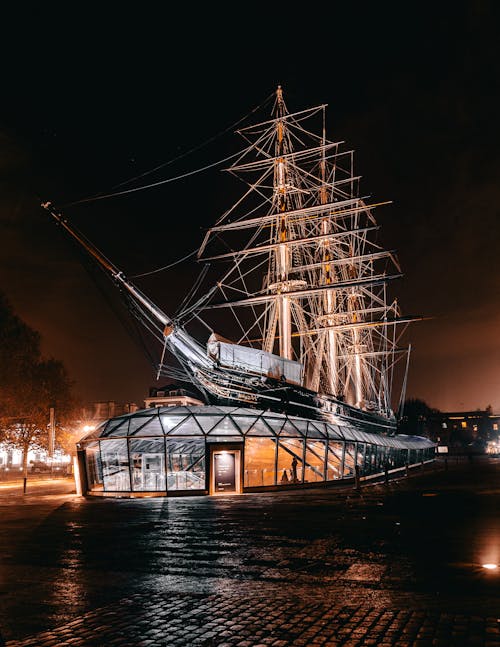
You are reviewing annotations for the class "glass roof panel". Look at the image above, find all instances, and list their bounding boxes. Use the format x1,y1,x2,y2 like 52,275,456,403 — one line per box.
291,419,309,435
263,417,285,434
129,416,165,436
305,424,324,438
127,416,154,436
279,421,302,437
157,406,190,416
102,417,129,436
195,406,228,415
196,415,224,433
325,425,342,440
161,415,189,433
232,407,263,416
340,426,355,440
307,421,324,435
101,419,129,437
231,415,261,433
220,406,243,415
208,416,243,436
245,419,274,436
167,416,204,436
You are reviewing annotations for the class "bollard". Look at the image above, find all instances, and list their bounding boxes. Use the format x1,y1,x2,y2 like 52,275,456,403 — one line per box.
384,464,389,485
23,477,27,494
354,465,361,492
405,462,409,478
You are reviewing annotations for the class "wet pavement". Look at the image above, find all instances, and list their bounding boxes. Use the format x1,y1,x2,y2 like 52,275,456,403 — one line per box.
1,457,500,646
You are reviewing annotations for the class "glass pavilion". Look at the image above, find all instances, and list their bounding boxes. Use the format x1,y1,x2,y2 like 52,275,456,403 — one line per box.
76,405,436,496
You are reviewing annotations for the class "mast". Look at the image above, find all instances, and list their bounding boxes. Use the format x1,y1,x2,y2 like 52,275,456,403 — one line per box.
320,103,338,396
274,86,292,360
194,86,414,417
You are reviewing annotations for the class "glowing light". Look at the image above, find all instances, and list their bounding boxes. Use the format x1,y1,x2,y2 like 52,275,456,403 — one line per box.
82,425,95,432
482,563,498,570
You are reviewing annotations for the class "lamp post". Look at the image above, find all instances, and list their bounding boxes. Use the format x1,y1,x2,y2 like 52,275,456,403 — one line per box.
48,407,55,458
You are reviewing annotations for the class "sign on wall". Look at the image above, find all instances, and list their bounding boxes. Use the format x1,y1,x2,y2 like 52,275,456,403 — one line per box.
214,452,236,492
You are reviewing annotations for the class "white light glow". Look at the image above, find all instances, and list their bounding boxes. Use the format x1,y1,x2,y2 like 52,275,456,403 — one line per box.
482,563,498,570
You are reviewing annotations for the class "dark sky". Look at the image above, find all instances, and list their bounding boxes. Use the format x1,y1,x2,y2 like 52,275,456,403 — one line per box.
1,2,499,412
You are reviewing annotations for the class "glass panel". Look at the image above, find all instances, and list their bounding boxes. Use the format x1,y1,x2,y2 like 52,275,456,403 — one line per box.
195,406,227,415
244,437,276,487
85,444,103,491
129,416,165,436
102,418,129,437
161,415,189,433
308,422,327,437
157,405,189,415
233,407,261,416
378,445,388,470
209,416,242,436
100,439,130,491
168,416,203,435
196,415,224,433
363,444,372,474
128,417,152,436
356,444,364,474
291,419,309,435
279,421,301,437
340,426,352,441
326,441,343,480
129,438,166,491
343,442,355,477
231,415,260,434
277,438,304,484
245,419,274,436
166,438,205,490
304,441,326,483
264,417,285,435
306,424,323,439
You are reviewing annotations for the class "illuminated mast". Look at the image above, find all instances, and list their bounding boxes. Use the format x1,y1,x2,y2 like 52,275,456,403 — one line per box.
274,86,292,361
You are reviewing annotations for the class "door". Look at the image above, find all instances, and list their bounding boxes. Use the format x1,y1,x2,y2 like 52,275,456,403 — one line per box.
211,449,241,494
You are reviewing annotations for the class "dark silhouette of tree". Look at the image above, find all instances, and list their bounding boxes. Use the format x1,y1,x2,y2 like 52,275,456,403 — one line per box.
0,292,77,475
398,398,440,438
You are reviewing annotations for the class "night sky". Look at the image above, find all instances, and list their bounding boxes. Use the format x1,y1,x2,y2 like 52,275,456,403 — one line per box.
1,3,499,412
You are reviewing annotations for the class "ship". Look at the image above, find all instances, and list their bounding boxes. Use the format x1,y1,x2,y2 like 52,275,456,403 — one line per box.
42,86,434,496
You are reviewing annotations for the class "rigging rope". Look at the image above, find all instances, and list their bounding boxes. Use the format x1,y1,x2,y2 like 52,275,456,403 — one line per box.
61,92,275,208
130,248,199,278
61,151,242,207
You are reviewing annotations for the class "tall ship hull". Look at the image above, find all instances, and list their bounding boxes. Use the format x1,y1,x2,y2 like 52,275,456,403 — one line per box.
44,87,435,496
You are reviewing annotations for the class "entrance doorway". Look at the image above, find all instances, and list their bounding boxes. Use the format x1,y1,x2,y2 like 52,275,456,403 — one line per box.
210,448,242,495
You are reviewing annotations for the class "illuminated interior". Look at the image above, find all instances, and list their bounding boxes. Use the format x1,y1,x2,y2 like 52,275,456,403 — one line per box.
77,405,436,496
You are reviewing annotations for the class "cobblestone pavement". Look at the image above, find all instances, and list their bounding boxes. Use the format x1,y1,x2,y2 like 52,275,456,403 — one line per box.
1,458,500,646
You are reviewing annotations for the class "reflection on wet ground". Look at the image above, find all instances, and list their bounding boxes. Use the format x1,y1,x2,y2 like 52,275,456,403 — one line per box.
1,456,500,645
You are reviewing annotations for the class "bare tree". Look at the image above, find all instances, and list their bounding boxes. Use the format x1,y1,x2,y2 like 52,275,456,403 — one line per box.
0,292,77,476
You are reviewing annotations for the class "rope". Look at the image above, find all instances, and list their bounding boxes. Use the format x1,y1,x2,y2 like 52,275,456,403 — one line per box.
130,248,199,278
61,151,241,207
97,91,275,192
61,92,275,208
